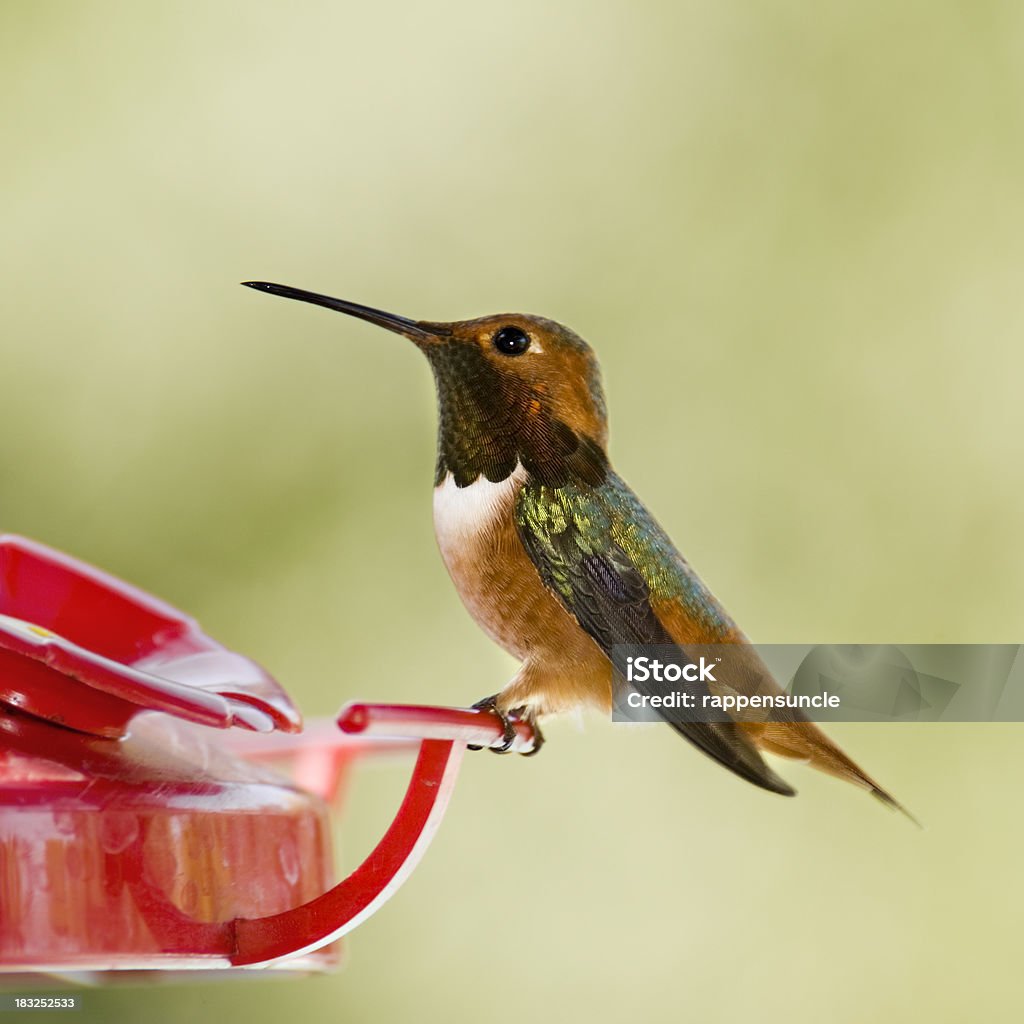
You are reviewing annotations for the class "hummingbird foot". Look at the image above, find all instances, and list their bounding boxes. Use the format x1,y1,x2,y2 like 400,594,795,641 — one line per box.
512,708,545,757
467,694,517,753
467,696,545,756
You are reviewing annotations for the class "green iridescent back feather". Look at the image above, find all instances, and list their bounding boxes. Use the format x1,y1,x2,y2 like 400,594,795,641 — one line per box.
515,472,737,641
515,471,795,796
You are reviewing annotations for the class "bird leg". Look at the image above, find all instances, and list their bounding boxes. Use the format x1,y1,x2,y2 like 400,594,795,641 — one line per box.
513,708,545,757
468,694,517,753
467,696,545,756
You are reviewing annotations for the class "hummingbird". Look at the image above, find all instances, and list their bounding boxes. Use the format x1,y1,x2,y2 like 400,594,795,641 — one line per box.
244,280,906,811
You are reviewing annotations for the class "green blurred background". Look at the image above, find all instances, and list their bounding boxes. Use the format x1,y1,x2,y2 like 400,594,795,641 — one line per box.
3,1,1023,1021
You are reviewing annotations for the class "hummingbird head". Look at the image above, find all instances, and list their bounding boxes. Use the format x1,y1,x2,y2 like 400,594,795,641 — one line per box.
244,282,609,488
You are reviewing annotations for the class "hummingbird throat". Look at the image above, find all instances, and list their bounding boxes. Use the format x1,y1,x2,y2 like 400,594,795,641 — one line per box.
425,342,608,489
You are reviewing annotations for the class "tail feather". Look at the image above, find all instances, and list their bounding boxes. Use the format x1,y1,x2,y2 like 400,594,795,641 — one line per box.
870,784,922,828
748,720,918,825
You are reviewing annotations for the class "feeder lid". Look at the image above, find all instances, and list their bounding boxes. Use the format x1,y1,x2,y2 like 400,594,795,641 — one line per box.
0,535,300,738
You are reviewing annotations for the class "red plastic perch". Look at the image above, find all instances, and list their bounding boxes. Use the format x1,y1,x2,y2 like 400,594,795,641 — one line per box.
231,702,536,966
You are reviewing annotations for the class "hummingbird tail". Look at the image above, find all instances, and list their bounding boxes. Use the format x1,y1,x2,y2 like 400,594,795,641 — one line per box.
754,721,918,824
870,785,923,828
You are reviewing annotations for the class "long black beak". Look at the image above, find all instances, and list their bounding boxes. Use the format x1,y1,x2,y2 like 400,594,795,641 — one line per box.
242,281,448,344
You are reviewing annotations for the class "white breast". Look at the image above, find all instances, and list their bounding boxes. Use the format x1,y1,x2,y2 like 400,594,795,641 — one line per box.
431,464,530,657
432,466,526,554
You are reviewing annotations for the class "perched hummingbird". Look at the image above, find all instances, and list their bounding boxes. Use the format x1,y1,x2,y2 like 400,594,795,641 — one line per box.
244,281,905,811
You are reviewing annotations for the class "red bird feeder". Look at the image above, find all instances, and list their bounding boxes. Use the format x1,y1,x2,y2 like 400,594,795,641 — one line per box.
0,535,535,976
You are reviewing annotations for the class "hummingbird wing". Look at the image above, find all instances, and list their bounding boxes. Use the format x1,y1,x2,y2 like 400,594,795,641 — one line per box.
515,472,795,796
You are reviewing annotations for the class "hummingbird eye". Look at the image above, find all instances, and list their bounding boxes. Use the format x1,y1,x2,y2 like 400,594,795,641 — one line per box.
492,326,531,356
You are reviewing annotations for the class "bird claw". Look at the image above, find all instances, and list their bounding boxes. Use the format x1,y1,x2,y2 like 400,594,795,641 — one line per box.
468,695,517,753
519,714,545,756
467,696,544,756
